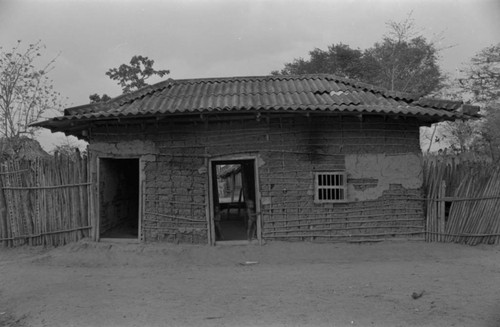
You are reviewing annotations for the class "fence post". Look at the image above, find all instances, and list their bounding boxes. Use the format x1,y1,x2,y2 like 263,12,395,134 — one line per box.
438,180,446,242
0,178,9,247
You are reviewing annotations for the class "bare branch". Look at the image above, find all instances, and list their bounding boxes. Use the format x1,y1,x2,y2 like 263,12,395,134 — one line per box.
0,41,64,151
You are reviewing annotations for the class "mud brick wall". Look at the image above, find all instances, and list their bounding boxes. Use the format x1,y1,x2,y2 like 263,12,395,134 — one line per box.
89,114,425,243
142,155,207,243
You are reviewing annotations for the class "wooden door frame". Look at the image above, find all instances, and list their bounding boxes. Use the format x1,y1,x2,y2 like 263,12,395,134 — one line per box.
96,156,143,242
207,155,261,245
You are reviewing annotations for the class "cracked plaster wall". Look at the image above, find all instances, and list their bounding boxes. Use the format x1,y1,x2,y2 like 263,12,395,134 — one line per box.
345,153,423,201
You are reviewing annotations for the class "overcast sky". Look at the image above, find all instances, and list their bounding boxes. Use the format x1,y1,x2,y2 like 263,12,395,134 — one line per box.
1,0,499,150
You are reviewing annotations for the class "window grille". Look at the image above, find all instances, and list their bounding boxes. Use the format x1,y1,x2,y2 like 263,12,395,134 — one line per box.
314,172,347,203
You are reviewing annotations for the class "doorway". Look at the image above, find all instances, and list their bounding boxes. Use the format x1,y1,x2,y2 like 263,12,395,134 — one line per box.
211,159,258,243
98,158,140,239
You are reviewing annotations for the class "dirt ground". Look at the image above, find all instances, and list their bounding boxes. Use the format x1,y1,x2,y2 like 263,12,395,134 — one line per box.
1,240,500,327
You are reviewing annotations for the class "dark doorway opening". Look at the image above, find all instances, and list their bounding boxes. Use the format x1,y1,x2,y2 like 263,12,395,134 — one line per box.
99,158,139,239
211,159,257,242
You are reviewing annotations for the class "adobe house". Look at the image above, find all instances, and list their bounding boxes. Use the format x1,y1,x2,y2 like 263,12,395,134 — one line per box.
34,74,478,245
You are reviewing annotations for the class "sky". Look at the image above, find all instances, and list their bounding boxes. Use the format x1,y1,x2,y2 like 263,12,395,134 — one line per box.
0,0,499,151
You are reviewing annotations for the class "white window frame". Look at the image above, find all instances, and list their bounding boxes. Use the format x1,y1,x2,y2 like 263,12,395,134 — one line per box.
314,171,347,203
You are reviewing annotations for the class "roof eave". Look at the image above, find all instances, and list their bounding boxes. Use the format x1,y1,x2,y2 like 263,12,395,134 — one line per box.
32,108,470,135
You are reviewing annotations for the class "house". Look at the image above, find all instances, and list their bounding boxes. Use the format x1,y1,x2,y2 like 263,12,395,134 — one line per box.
34,74,478,245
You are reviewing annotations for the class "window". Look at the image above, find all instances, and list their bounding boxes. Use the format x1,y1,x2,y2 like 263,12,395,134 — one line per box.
314,172,347,203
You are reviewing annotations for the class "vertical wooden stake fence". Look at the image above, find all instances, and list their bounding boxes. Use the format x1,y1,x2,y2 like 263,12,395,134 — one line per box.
424,156,500,245
438,181,446,242
0,156,92,247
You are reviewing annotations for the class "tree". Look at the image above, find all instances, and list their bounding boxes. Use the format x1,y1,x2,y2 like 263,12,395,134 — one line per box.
435,43,500,160
458,43,500,104
365,35,443,95
271,44,369,81
271,15,444,96
89,55,169,103
0,41,63,156
437,120,480,154
479,104,500,161
369,15,444,94
457,43,499,160
89,93,111,104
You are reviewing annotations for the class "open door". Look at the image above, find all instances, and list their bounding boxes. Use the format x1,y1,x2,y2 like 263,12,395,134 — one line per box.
210,159,259,244
98,158,140,240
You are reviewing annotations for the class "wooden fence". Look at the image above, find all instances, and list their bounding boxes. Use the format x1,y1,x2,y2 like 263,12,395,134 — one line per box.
424,156,500,245
0,156,91,247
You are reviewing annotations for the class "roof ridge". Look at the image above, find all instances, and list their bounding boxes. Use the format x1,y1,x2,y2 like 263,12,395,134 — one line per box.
154,89,363,97
166,74,419,101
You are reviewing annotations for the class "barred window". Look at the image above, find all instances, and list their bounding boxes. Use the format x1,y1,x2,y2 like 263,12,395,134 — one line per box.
314,172,347,203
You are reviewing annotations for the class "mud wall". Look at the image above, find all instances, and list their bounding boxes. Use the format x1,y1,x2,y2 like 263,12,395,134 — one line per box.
88,114,425,243
98,159,122,234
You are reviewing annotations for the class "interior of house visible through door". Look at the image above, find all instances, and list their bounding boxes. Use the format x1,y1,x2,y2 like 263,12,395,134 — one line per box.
98,158,140,240
211,159,257,242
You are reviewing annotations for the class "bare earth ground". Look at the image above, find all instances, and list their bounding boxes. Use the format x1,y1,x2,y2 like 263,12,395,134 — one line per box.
1,240,500,327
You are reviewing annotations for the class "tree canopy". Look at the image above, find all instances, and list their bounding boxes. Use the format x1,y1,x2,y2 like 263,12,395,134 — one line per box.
90,55,169,103
459,43,500,160
89,93,111,104
271,16,444,96
271,44,368,80
432,43,500,160
458,44,500,104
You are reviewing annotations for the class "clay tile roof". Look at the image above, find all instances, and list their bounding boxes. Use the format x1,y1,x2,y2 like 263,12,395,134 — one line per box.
33,74,479,132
